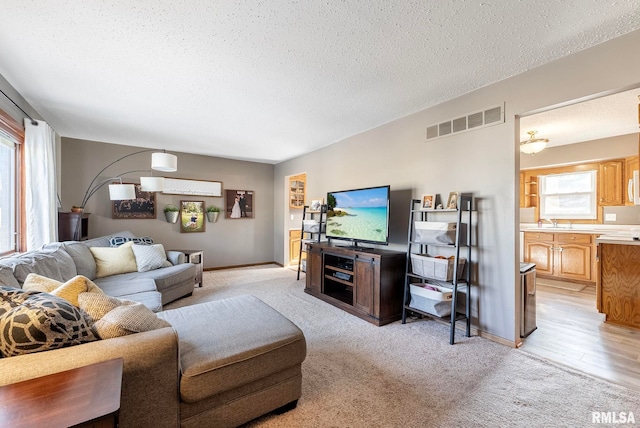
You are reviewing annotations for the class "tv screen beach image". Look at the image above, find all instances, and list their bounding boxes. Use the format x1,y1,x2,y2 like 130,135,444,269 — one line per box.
326,187,389,243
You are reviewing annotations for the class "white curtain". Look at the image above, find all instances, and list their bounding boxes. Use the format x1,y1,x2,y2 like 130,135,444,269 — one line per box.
24,119,57,250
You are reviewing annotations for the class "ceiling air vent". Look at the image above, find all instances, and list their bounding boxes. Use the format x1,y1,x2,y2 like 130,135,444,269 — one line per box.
426,103,505,141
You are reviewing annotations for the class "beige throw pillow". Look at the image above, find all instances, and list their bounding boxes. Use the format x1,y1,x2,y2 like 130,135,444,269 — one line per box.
90,241,137,278
78,292,171,339
23,274,104,307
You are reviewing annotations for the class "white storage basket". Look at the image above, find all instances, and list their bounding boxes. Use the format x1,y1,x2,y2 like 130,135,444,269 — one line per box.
410,254,466,281
414,221,467,245
408,283,453,317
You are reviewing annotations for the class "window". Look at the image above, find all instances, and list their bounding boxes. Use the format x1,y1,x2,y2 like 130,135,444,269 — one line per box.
539,170,597,220
0,109,24,256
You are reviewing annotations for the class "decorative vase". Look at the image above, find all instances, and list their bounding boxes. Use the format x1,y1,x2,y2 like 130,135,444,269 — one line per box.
70,207,84,213
165,211,179,223
206,212,219,223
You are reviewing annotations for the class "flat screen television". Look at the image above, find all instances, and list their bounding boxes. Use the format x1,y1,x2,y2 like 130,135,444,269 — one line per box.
326,185,390,246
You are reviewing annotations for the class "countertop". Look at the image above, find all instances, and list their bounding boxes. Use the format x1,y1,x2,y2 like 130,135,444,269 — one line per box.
520,223,639,234
520,223,640,244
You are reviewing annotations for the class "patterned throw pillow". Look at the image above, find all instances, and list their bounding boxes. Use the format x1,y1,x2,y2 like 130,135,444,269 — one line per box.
0,287,97,357
109,236,154,247
131,243,170,272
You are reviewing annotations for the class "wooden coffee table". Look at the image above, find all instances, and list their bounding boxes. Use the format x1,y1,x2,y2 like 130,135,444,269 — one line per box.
0,358,123,428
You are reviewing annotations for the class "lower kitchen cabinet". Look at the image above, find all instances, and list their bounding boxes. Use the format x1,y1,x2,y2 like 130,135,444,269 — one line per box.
524,231,594,283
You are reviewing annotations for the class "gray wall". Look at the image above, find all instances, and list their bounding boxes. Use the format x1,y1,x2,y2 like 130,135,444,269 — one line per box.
61,138,275,269
521,133,638,170
274,30,640,346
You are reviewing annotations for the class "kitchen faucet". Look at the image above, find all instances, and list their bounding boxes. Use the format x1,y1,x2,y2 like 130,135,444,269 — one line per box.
544,218,557,227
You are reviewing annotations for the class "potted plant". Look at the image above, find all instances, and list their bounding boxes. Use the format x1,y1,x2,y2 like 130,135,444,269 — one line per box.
206,205,220,223
164,204,180,223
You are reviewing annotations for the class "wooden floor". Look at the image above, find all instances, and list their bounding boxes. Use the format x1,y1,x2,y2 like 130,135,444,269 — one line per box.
520,281,640,391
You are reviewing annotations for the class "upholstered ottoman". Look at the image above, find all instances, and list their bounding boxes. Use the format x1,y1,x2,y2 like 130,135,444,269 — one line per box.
158,295,306,428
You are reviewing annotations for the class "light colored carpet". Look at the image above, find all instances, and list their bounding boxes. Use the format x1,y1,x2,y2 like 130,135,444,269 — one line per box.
165,265,639,427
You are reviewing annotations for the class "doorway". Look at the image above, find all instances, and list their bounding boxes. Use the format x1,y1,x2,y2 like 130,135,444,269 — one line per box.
517,86,640,391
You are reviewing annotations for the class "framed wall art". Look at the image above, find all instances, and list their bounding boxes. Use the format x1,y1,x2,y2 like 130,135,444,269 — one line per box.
180,200,205,232
225,190,254,219
162,177,223,197
112,183,156,219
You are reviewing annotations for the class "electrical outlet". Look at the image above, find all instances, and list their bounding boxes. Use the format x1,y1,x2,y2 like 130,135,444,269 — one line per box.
605,213,616,221
291,214,295,220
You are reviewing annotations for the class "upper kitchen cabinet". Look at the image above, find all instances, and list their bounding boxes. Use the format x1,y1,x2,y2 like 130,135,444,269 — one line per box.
598,160,624,206
289,174,306,209
624,155,639,206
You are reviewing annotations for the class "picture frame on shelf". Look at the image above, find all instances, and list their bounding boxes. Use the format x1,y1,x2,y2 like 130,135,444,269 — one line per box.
421,194,436,209
225,189,254,219
180,200,205,233
112,183,156,219
310,198,323,211
446,191,460,209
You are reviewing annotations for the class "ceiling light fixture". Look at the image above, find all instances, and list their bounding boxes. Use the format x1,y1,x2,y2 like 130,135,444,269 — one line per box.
520,130,549,155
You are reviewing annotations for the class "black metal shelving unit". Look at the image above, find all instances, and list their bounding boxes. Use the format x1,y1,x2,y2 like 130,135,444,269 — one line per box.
297,204,327,280
401,195,473,344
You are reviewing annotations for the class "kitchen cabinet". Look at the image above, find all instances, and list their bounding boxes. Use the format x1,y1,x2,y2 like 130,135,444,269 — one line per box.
598,160,624,206
624,156,639,206
597,241,640,329
524,231,594,282
289,229,302,266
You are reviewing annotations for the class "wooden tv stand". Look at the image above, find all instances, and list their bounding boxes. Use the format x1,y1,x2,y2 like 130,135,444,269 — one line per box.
304,242,406,326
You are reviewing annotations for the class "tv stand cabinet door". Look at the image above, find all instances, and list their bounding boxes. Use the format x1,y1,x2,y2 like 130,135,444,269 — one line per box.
354,255,378,316
305,244,322,295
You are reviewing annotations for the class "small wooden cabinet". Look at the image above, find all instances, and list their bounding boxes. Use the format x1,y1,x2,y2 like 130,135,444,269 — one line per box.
58,212,90,241
524,231,594,282
304,243,406,326
598,160,624,206
289,229,302,266
289,174,306,209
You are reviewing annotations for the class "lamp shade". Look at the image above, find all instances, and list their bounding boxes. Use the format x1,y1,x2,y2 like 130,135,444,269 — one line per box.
108,183,136,200
152,152,177,172
140,176,165,192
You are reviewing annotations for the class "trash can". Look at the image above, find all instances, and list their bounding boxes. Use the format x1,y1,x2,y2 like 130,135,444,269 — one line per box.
520,262,537,338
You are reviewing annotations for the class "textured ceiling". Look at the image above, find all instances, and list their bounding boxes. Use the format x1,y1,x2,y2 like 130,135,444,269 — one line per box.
520,88,640,148
0,1,639,163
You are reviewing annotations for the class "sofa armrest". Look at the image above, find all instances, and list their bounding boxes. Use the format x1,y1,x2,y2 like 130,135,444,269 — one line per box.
166,250,186,266
0,327,180,428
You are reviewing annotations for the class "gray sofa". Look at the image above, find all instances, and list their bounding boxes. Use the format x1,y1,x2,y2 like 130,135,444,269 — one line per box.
0,295,307,427
0,232,308,427
0,231,196,309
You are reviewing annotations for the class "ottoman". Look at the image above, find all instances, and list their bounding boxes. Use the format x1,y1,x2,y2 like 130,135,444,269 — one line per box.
158,295,306,428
